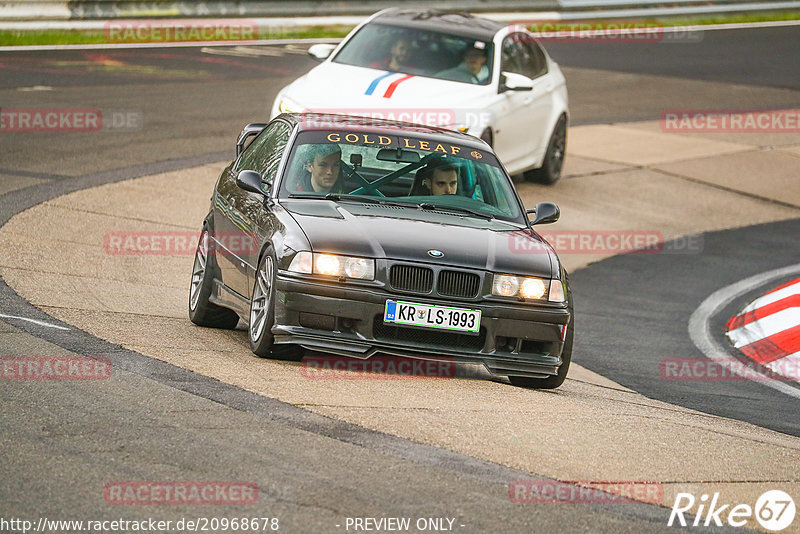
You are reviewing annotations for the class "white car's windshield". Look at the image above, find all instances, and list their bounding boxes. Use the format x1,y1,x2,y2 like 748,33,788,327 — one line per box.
333,23,494,85
279,129,523,223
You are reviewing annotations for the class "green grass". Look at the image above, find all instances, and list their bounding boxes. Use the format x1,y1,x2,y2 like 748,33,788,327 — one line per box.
658,10,800,26
0,25,354,47
0,29,107,46
0,11,797,47
525,10,800,32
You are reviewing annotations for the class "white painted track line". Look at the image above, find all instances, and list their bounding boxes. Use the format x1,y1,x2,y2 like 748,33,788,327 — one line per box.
0,313,70,330
688,263,800,399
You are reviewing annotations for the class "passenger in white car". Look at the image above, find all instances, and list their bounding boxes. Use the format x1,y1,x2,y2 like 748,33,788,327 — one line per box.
436,47,489,84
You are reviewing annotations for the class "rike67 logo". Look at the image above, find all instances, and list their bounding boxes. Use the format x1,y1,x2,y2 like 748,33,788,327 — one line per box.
668,490,796,531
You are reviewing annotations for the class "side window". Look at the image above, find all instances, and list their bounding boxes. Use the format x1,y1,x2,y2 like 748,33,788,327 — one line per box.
501,34,548,80
500,37,521,75
237,122,291,181
521,40,548,79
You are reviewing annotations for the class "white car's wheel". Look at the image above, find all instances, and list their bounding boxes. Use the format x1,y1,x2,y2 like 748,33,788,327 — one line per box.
525,115,567,185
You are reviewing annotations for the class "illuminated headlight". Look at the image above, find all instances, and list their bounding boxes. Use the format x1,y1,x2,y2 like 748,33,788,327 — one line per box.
315,254,340,276
278,96,305,114
520,278,547,300
492,274,557,301
288,251,374,280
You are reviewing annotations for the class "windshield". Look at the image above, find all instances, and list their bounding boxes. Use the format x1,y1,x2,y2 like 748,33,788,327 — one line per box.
333,23,494,85
278,129,524,223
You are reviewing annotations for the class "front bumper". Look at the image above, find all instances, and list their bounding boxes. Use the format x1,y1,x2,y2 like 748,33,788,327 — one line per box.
272,273,571,378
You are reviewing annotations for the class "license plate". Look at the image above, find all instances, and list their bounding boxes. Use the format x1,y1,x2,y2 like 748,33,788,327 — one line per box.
384,300,481,333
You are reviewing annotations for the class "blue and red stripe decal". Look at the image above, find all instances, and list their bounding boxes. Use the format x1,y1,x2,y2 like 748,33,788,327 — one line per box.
365,72,415,98
383,74,414,98
365,72,395,95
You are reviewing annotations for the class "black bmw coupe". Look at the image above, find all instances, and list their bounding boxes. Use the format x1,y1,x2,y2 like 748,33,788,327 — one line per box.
190,113,573,388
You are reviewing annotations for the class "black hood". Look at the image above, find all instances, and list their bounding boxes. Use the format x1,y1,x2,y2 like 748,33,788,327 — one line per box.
284,200,555,278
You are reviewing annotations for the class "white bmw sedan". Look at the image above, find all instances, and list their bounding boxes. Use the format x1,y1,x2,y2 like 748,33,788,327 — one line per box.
271,8,569,184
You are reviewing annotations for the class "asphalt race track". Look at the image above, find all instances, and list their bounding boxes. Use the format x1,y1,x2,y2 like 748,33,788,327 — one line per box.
573,218,800,437
1,23,799,533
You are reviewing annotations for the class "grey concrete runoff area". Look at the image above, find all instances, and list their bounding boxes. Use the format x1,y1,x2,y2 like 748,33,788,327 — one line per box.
1,24,800,534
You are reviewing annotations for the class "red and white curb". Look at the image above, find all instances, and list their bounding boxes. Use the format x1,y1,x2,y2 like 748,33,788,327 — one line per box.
726,278,800,381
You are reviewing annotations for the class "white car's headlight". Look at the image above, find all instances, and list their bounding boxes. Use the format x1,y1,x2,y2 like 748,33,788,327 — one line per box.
278,96,305,114
288,251,374,281
492,274,565,302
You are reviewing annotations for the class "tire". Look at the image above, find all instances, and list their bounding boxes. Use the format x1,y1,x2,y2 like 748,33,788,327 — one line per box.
189,229,240,329
509,308,574,390
249,250,277,357
524,114,567,185
248,249,302,360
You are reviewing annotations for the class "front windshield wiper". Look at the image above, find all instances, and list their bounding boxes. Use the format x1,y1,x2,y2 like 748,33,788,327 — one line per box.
289,193,379,203
287,194,493,220
418,202,494,220
288,193,417,209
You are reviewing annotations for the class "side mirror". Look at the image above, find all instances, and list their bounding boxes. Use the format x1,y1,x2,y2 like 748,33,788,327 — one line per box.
308,43,336,61
500,71,534,93
236,123,267,156
236,170,269,196
527,202,560,226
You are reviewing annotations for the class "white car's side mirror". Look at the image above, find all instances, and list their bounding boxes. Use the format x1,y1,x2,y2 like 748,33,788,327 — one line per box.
308,43,336,61
500,71,534,92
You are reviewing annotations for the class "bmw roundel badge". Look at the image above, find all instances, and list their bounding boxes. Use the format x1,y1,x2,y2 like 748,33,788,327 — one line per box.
428,250,444,258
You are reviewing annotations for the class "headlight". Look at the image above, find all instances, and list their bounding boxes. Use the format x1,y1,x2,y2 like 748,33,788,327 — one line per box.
278,96,305,114
315,254,341,276
343,257,372,279
520,278,547,300
492,274,520,297
288,252,374,281
492,274,563,302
